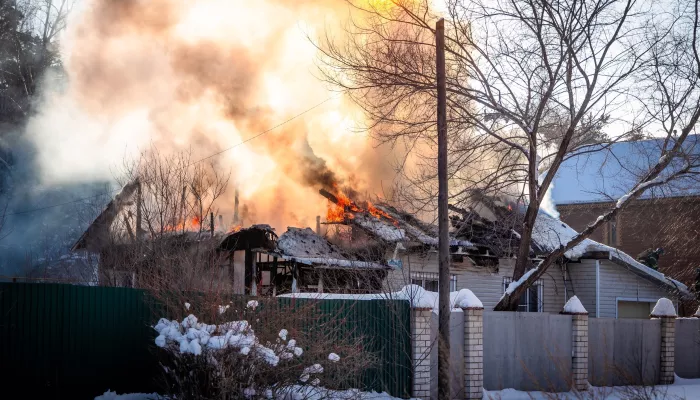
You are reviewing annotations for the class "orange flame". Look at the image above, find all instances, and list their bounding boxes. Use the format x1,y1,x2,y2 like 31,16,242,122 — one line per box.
162,215,204,233
326,186,398,226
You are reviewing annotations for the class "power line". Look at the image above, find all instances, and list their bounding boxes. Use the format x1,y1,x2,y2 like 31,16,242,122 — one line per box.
5,97,334,217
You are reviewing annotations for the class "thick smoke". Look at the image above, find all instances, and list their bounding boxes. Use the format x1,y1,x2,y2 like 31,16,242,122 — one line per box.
25,0,396,233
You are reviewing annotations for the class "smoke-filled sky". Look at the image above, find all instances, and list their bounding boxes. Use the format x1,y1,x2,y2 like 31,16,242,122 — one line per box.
26,0,399,231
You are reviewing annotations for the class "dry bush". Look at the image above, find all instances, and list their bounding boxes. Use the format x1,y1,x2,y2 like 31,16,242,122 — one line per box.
151,294,377,400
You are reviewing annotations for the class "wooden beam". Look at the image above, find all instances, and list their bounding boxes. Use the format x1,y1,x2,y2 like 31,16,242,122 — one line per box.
319,188,339,203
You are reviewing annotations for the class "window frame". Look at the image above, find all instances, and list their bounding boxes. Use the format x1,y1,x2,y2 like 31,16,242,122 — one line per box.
503,277,543,312
411,272,457,292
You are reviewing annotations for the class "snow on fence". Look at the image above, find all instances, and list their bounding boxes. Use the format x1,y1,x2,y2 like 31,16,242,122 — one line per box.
0,282,412,399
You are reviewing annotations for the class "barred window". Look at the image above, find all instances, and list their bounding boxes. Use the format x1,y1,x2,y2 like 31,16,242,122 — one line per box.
411,272,457,292
503,277,543,312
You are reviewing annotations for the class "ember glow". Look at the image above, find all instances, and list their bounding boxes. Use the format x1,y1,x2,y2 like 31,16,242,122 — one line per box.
25,0,401,232
163,216,202,234
325,186,398,226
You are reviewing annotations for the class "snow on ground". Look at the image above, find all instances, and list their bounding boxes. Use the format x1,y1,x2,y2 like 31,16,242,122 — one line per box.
276,386,419,399
280,285,483,311
484,376,700,400
95,388,415,400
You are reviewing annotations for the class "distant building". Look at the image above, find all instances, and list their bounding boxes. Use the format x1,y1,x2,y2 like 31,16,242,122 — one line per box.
552,136,700,287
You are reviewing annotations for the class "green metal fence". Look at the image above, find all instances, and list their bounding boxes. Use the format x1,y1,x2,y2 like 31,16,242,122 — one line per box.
0,283,411,399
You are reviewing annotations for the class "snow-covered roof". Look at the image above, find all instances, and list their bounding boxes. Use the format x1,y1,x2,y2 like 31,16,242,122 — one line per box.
276,227,388,270
348,204,475,248
532,210,690,297
552,136,700,205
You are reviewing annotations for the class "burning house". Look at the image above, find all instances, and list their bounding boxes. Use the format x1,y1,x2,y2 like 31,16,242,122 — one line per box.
72,181,389,295
221,226,389,296
321,188,692,317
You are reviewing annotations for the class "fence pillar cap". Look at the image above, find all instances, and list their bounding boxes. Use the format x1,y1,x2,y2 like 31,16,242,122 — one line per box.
459,306,484,311
560,295,588,315
650,298,677,318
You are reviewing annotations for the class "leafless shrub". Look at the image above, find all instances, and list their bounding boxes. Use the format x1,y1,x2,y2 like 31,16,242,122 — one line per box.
153,297,376,399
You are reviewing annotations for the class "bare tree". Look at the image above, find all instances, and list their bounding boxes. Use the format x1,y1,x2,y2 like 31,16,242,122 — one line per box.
0,0,74,121
94,147,231,291
316,0,700,311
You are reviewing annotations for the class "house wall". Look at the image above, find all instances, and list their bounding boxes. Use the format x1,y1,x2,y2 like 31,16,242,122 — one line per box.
567,259,598,316
566,258,677,318
388,253,678,316
598,259,675,318
559,197,700,285
386,253,567,312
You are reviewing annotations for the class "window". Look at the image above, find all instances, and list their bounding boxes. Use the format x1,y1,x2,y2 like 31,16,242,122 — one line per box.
503,277,543,312
411,272,457,292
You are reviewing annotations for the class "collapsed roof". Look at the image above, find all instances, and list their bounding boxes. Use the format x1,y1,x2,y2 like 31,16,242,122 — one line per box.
319,189,475,248
218,224,277,252
275,227,388,270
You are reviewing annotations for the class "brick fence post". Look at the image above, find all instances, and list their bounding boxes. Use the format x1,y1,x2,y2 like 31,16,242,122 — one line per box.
462,306,484,399
651,298,677,385
411,308,432,398
561,296,588,391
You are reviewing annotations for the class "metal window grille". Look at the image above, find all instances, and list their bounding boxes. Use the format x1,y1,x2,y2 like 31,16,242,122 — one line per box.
411,272,457,291
503,276,543,312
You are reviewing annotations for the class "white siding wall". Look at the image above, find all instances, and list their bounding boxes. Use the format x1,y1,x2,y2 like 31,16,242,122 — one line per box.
540,263,568,314
598,259,676,318
386,252,679,317
385,253,566,312
567,259,598,317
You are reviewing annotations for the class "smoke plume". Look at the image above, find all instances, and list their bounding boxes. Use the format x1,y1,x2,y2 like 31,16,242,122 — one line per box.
25,0,395,232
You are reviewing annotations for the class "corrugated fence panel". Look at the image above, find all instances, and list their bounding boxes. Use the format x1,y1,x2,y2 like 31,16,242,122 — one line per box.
0,283,412,399
0,283,160,399
276,297,412,398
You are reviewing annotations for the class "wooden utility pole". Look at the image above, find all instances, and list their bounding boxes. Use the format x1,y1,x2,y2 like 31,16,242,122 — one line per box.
436,18,451,400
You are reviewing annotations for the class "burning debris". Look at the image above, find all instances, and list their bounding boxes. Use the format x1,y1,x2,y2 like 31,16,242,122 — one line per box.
321,187,398,226
319,187,474,248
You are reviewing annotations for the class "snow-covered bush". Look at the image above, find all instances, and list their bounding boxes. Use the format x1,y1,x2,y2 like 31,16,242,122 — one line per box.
152,300,374,399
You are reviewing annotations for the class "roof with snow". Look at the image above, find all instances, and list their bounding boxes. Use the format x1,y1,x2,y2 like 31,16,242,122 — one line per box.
552,136,700,205
533,209,690,297
275,227,389,270
345,202,475,248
